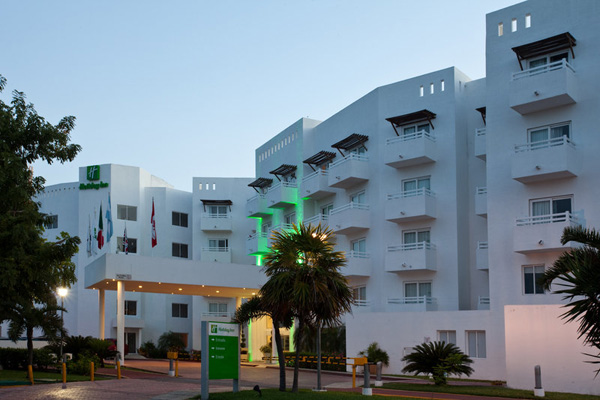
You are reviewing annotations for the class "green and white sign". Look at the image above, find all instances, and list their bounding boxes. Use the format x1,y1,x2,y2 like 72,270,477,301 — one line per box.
80,165,109,190
87,165,100,181
208,321,239,379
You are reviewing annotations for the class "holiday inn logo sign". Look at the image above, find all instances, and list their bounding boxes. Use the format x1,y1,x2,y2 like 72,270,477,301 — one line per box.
79,165,109,190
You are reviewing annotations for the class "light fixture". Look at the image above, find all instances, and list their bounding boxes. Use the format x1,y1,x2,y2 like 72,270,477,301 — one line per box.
178,288,183,291
57,287,68,298
538,240,544,245
252,292,256,295
138,285,143,288
158,282,162,285
106,282,109,285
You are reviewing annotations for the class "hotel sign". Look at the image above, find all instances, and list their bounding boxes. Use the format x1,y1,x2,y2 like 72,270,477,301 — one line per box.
80,165,109,190
208,322,239,379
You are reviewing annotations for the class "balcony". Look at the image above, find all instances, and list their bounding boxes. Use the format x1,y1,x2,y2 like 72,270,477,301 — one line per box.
512,136,581,183
300,170,335,200
478,296,490,310
201,312,235,321
384,130,437,169
328,203,370,235
266,182,298,209
303,214,329,229
352,300,371,312
475,187,487,217
201,247,231,263
328,154,369,189
200,213,232,231
384,242,437,273
514,211,580,254
509,60,577,115
474,128,486,161
246,233,268,256
343,251,371,277
246,195,272,218
387,296,437,312
476,241,488,270
385,188,436,223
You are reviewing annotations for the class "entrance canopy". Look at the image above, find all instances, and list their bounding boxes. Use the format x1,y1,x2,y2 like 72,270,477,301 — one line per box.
85,253,264,298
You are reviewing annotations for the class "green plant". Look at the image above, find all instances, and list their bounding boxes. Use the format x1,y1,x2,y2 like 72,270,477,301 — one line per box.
157,331,185,352
402,341,473,385
66,353,100,376
88,338,117,367
138,340,165,358
358,342,389,367
260,344,272,354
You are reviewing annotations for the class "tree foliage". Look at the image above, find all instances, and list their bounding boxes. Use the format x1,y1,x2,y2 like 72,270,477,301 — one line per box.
540,226,600,375
158,331,186,352
261,223,354,392
402,341,473,385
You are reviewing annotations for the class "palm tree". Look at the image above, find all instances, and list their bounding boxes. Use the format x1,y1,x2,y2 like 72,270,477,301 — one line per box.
7,297,65,368
233,296,293,392
540,226,600,374
402,341,473,385
261,223,354,392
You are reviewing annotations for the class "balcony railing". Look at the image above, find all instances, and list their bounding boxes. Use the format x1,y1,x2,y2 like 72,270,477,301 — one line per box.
329,153,368,168
387,241,436,252
303,169,327,183
387,187,435,200
248,232,268,240
202,247,230,253
514,136,575,153
202,312,234,318
386,130,436,145
387,296,436,305
331,202,369,215
303,214,328,226
353,300,371,307
348,250,369,259
268,181,297,191
512,59,575,81
477,241,488,250
476,127,486,136
516,211,579,226
476,187,487,195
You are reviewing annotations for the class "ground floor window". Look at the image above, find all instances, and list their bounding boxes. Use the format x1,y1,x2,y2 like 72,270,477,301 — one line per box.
438,330,456,345
172,242,189,258
466,330,486,358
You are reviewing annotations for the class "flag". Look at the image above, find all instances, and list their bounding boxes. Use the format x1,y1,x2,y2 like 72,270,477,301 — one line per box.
105,193,113,243
123,225,129,255
87,215,92,257
151,198,157,248
97,203,104,249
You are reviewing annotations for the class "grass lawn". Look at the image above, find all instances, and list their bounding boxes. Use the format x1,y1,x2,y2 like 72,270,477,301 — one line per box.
0,369,111,385
382,382,599,400
190,389,419,399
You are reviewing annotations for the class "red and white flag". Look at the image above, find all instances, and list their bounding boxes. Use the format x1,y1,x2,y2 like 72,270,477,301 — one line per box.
151,198,157,248
97,203,104,249
123,226,129,255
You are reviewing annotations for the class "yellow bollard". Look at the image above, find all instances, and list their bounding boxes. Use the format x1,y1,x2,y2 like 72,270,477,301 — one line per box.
352,365,356,388
28,365,34,385
117,361,121,379
90,362,94,381
175,359,179,377
62,362,67,387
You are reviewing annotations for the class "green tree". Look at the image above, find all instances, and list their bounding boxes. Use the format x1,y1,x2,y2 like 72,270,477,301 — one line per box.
158,331,186,352
359,342,389,367
540,226,600,375
233,296,293,391
261,223,354,392
7,297,65,367
0,74,81,322
402,341,474,385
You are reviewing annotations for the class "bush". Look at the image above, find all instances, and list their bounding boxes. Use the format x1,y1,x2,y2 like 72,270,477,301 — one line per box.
0,348,57,370
138,340,165,359
33,347,56,370
157,331,185,352
402,341,474,385
67,353,100,376
359,342,389,367
284,352,346,372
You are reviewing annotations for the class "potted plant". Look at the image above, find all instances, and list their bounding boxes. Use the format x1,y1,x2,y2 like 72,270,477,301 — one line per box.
240,332,248,362
260,344,272,362
359,342,389,375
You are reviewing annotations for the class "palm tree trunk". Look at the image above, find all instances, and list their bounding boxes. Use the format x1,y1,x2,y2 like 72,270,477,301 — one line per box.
273,319,286,391
27,325,34,368
292,318,303,393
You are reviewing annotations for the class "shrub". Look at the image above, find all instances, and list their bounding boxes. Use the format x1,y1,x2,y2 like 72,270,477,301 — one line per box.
0,348,58,370
88,339,117,367
359,342,389,367
67,353,100,376
157,331,185,352
402,341,473,385
139,340,165,359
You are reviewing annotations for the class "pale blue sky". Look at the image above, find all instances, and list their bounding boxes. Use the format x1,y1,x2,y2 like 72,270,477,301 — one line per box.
1,0,520,191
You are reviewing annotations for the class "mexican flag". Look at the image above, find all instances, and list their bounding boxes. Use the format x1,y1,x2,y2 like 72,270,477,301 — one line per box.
97,203,104,249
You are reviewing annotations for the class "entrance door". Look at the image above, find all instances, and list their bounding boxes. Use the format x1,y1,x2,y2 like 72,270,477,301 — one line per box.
125,332,137,354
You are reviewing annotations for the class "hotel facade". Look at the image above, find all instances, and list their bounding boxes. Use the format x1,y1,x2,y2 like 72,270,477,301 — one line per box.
2,0,599,394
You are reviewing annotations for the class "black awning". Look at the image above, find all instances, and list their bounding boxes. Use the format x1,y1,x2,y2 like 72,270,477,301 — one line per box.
269,164,297,179
248,177,273,189
385,109,436,135
303,151,336,170
512,32,576,70
331,134,369,155
476,106,486,125
200,199,233,205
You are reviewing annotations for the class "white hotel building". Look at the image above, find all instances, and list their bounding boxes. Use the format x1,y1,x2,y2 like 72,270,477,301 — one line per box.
2,0,599,394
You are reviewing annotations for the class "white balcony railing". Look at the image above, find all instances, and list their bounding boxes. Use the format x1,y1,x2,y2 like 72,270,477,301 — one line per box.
348,250,370,259
303,169,328,183
204,213,230,219
330,202,369,215
387,241,436,252
515,135,575,153
202,247,230,253
512,59,575,81
353,300,371,307
387,187,435,200
202,312,235,319
387,296,436,305
272,223,294,232
477,241,488,250
475,127,486,136
386,130,436,145
268,181,297,192
329,153,368,169
303,214,329,225
248,232,268,241
476,186,487,195
516,211,579,226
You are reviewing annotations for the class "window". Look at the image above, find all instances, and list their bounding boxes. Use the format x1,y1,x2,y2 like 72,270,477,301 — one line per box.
351,238,366,255
525,13,531,28
208,205,228,217
349,146,367,156
321,203,333,217
498,22,504,36
466,331,486,358
172,211,188,227
405,282,432,298
125,300,137,316
284,212,296,225
209,303,228,316
511,18,517,32
438,330,456,345
528,122,570,147
524,265,545,294
281,335,291,351
403,229,430,247
117,205,137,221
261,222,272,234
209,239,229,251
172,303,188,318
530,196,572,219
528,52,569,69
117,237,137,254
403,177,430,193
402,123,430,137
353,286,366,302
419,85,424,97
44,215,58,229
440,80,445,92
172,242,189,258
350,191,366,204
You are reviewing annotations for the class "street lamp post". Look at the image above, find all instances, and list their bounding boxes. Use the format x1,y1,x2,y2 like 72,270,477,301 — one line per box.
57,287,68,359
